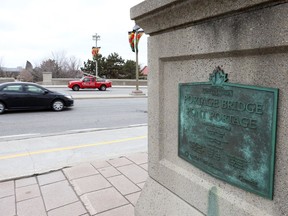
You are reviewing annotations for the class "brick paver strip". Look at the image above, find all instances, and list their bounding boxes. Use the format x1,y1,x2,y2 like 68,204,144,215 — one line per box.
125,191,141,206
16,176,37,188
98,166,121,178
71,174,111,196
16,184,41,202
107,157,133,167
91,160,111,169
0,196,15,216
17,197,46,216
140,163,148,171
37,171,66,186
96,204,134,216
41,180,79,211
63,163,98,180
108,175,141,195
0,180,14,198
81,187,129,215
137,182,146,189
47,201,87,216
117,164,148,184
125,152,148,165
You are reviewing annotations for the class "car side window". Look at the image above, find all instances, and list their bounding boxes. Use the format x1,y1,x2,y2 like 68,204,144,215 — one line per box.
2,84,23,92
26,85,44,94
83,78,90,82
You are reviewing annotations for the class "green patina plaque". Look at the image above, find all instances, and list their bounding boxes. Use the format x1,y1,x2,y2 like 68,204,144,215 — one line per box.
178,67,278,199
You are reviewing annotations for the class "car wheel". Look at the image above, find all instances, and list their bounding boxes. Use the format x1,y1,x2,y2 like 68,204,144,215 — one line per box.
52,100,64,111
99,85,106,91
0,102,5,114
72,85,80,91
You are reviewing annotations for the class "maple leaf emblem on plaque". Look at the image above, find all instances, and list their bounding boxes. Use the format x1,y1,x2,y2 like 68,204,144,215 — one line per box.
209,66,228,86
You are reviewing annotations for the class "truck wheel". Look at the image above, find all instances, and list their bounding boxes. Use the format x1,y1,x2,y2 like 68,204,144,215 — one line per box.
72,85,80,91
52,100,64,111
99,85,106,91
0,102,5,114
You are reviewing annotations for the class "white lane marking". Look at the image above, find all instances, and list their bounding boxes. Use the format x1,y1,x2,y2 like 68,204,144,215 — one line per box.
128,124,147,127
67,128,107,133
0,134,40,139
66,124,147,133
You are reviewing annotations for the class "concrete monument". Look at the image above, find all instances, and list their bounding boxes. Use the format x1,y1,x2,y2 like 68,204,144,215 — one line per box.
131,0,288,215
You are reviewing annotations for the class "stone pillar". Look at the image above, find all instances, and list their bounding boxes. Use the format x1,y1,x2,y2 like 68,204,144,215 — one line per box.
131,1,288,215
42,72,52,85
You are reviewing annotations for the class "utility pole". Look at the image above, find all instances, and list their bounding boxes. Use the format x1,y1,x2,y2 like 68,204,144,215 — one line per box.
92,33,100,77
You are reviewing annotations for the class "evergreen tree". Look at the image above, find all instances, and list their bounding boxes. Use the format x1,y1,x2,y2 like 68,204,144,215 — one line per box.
122,60,137,79
81,52,140,79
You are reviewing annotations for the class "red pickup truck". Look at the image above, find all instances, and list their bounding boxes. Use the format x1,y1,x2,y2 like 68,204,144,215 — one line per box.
68,76,112,91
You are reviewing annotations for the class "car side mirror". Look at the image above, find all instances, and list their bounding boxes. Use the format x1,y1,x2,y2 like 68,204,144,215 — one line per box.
43,90,49,94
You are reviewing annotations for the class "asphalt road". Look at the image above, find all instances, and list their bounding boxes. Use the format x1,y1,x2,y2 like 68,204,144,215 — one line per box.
0,98,147,137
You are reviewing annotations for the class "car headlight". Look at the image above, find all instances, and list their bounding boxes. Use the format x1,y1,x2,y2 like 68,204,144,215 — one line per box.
65,95,73,100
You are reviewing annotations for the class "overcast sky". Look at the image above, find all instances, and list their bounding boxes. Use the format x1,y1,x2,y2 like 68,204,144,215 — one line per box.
0,0,147,69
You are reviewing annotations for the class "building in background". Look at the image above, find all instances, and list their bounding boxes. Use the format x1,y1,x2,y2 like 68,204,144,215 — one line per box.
140,66,148,79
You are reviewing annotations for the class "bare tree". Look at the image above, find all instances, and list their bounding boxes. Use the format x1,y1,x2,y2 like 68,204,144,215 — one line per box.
0,57,4,77
65,56,82,77
40,59,61,78
51,51,66,71
18,69,33,82
38,51,82,78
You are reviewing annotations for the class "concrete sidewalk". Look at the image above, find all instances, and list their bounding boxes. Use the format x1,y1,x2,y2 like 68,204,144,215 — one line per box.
0,152,148,216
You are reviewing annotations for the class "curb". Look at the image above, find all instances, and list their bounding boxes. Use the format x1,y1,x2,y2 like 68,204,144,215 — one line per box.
72,95,148,99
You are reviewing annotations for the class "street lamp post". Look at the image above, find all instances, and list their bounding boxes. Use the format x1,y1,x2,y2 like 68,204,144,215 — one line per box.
134,26,140,92
92,33,100,77
130,25,145,95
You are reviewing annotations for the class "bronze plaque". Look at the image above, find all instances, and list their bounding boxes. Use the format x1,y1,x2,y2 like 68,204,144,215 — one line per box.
178,67,278,199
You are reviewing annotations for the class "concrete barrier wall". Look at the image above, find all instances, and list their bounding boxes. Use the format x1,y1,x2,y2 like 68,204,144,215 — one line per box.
0,78,15,83
50,78,148,86
39,72,148,86
110,79,147,86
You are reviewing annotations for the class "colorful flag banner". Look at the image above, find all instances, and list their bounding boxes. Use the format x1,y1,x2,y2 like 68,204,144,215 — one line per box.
128,31,144,53
135,31,144,52
128,31,135,52
92,47,100,59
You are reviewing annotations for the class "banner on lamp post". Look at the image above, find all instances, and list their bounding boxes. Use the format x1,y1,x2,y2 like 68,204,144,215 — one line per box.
128,30,144,53
128,31,135,52
92,47,100,60
135,31,144,52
